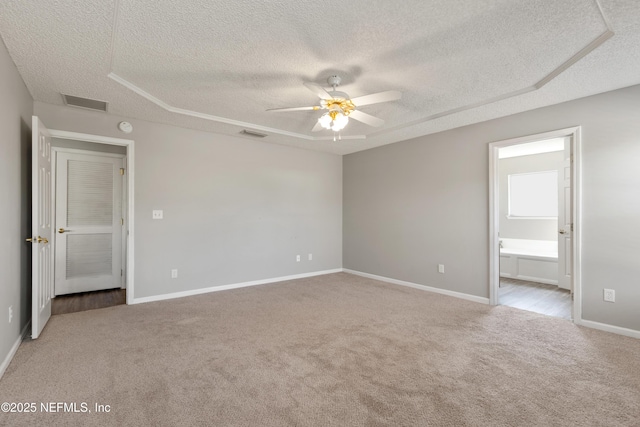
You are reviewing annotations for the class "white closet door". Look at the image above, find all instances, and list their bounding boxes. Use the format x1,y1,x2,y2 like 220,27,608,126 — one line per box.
55,151,124,295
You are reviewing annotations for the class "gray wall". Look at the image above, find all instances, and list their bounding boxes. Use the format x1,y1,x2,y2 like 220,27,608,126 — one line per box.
35,102,343,299
499,151,563,241
344,84,640,332
0,39,32,369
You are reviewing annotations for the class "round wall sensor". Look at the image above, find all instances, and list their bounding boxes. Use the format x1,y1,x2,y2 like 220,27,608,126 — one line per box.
118,121,133,133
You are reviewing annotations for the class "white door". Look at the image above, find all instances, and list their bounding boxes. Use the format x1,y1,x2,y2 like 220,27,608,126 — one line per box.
30,116,53,339
557,137,572,291
55,151,124,295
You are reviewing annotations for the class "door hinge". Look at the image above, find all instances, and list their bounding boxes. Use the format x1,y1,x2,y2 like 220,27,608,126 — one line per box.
121,269,123,277
121,218,124,225
120,168,125,176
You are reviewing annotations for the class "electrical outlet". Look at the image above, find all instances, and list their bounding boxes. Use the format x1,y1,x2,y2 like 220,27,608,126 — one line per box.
8,306,13,324
152,210,163,219
296,255,301,262
171,269,178,279
438,264,445,274
603,289,615,302
308,253,313,261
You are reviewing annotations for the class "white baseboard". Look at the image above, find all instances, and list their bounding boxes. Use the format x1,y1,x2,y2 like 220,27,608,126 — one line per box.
131,269,344,304
343,269,490,305
0,321,31,380
502,274,558,286
575,318,640,339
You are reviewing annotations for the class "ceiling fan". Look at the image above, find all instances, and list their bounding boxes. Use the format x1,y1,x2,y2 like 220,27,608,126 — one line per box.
267,75,401,136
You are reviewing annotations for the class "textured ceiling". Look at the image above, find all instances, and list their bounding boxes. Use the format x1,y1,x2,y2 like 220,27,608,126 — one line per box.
1,0,639,155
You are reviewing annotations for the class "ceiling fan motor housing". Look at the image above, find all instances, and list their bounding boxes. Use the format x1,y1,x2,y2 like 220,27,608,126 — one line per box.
328,90,349,100
325,76,353,112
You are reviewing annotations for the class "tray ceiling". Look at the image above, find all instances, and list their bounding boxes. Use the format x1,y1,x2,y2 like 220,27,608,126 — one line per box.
1,0,639,154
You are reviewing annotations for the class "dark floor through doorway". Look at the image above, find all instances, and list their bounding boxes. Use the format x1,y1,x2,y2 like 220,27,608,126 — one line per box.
52,288,126,315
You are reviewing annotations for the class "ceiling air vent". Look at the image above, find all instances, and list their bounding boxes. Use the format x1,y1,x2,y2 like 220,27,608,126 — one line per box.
61,94,108,112
239,129,267,138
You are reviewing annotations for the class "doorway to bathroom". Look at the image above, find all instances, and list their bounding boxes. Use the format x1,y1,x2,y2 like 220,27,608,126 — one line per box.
489,127,582,321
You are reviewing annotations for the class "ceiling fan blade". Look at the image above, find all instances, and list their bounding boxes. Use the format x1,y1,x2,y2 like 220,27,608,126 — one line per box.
267,106,319,112
312,121,324,132
350,90,402,107
349,110,385,127
304,82,333,100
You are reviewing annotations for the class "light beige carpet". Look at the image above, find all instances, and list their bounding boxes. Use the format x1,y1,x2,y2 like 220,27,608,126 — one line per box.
1,272,639,426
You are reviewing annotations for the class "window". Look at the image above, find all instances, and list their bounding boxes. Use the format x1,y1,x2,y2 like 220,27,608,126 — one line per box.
508,170,558,218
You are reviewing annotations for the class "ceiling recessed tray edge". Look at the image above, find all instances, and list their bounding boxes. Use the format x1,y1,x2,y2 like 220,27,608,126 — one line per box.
106,1,613,142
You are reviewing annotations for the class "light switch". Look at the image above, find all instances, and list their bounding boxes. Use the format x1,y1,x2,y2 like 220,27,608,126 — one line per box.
152,210,163,219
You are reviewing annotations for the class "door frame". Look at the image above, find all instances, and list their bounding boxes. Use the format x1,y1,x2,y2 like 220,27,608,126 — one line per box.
488,126,582,322
48,129,135,305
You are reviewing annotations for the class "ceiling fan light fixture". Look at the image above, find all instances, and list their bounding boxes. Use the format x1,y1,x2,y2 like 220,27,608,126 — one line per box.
269,75,399,136
318,113,333,129
319,108,349,132
331,112,349,131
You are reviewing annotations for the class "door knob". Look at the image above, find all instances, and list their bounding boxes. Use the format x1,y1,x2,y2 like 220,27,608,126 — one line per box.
559,229,568,235
26,236,48,243
58,228,70,234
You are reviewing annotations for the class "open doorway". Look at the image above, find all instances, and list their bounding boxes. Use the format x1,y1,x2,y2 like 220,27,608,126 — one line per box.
489,127,582,322
497,137,569,318
29,117,135,338
51,138,128,314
